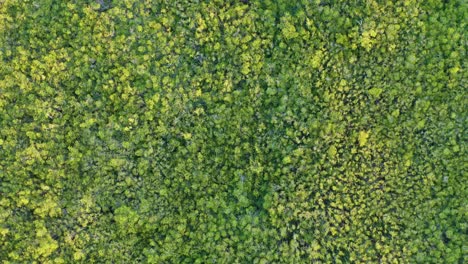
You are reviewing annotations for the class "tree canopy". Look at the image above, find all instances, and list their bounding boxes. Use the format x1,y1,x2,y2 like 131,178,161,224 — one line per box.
0,0,466,263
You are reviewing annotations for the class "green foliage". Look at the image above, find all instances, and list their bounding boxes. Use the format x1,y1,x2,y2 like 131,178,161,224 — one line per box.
0,0,466,263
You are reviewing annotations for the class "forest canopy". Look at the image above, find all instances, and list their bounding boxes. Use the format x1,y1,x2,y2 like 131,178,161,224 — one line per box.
0,0,466,263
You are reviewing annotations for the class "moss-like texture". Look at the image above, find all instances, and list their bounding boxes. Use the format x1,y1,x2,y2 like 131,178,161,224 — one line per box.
0,0,466,263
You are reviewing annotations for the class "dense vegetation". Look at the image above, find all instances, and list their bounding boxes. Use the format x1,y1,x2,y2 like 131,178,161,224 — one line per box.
0,0,466,263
